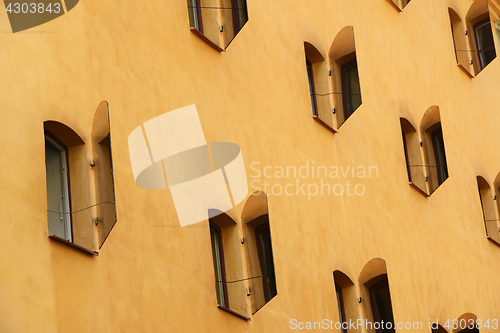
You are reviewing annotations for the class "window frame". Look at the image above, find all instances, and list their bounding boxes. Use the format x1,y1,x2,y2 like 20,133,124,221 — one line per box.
209,220,229,308
306,57,318,117
340,58,361,121
474,18,496,70
335,283,347,333
189,0,203,33
430,127,448,185
231,0,248,35
45,131,73,242
401,129,412,183
368,276,396,333
254,222,277,303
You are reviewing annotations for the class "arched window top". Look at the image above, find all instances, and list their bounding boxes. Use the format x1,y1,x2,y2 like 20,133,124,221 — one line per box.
358,258,387,285
304,42,324,63
466,0,489,22
400,117,417,133
92,101,110,144
329,26,356,62
44,120,84,147
208,209,237,226
449,7,462,21
241,191,268,224
333,270,354,289
420,105,441,132
453,313,479,333
493,171,500,188
477,175,492,190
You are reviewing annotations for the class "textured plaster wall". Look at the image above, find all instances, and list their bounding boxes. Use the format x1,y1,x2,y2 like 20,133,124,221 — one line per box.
0,0,499,332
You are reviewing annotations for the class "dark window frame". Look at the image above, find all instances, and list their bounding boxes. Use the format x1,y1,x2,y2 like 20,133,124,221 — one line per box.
231,0,248,35
474,18,496,70
340,58,361,121
209,220,230,308
189,0,203,33
401,129,412,182
44,130,74,242
306,57,318,116
335,283,347,333
368,276,396,333
431,127,448,185
255,222,277,303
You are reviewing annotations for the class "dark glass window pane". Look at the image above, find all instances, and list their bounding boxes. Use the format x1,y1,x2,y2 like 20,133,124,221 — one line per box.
306,59,318,116
341,60,362,120
475,19,496,69
210,224,226,307
335,284,346,333
370,279,395,333
431,128,448,184
256,223,277,301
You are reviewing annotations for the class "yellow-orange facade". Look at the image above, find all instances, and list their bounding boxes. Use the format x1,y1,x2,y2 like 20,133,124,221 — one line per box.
1,0,500,331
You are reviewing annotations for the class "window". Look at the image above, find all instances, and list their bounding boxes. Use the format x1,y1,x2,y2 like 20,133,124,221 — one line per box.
209,220,229,308
401,128,411,182
187,0,203,32
368,275,395,333
474,18,496,70
231,0,248,35
255,222,277,302
45,134,72,242
477,176,500,245
431,127,448,185
465,0,497,75
341,59,362,121
92,101,117,249
306,58,318,116
330,26,362,127
449,8,473,77
335,283,347,333
187,0,248,51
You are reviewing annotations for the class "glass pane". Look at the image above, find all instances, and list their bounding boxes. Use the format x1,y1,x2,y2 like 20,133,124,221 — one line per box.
343,61,362,118
476,21,496,69
372,283,395,333
306,60,317,116
432,129,449,184
258,226,277,300
210,225,225,307
45,137,71,241
335,287,346,333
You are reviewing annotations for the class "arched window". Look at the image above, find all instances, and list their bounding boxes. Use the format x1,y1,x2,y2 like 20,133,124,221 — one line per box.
333,270,356,332
304,42,336,133
359,259,396,333
44,120,97,255
477,176,500,245
329,26,362,127
465,0,497,74
242,191,277,314
187,0,248,51
92,101,117,249
420,106,448,195
449,8,473,77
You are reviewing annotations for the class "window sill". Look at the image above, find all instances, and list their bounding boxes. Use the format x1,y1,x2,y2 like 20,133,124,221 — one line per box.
190,28,224,52
409,182,429,197
312,115,338,133
49,234,99,256
487,236,500,247
218,306,251,321
457,63,474,78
